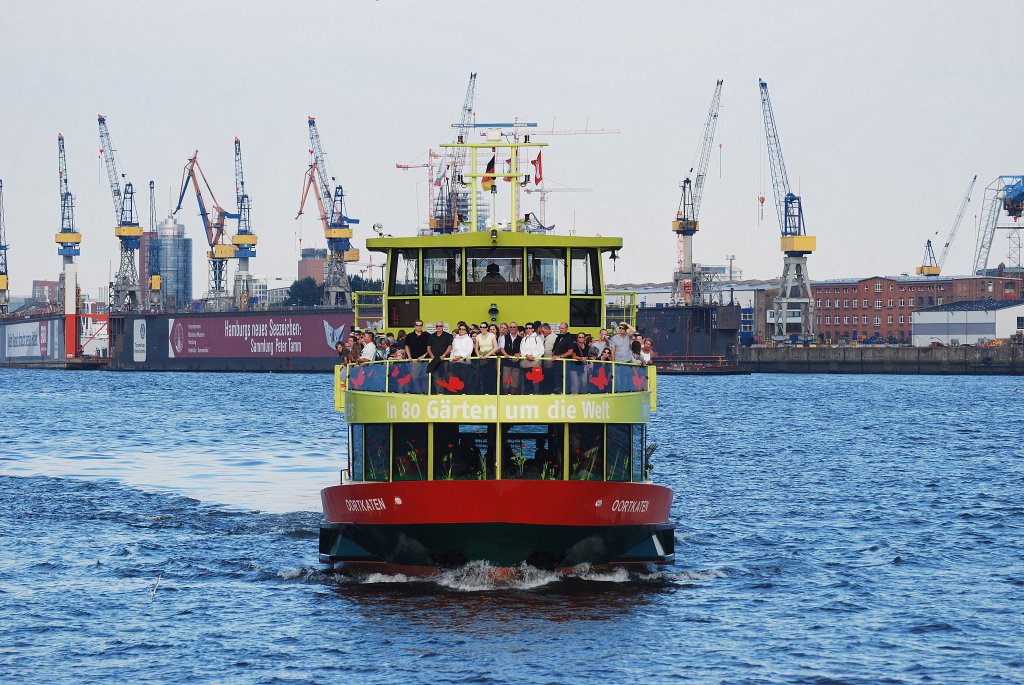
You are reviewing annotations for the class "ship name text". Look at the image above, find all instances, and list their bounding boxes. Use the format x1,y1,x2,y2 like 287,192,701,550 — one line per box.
345,497,387,512
611,500,650,513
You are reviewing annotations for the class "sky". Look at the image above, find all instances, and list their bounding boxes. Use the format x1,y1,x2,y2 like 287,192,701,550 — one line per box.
2,0,1023,297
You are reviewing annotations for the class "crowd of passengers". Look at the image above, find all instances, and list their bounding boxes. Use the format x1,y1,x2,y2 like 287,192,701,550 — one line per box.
337,320,655,366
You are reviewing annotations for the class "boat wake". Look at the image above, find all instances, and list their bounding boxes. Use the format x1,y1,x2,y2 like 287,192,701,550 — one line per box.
289,561,727,592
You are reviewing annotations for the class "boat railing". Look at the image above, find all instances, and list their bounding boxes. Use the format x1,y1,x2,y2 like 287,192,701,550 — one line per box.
352,291,384,325
337,357,651,396
604,290,638,330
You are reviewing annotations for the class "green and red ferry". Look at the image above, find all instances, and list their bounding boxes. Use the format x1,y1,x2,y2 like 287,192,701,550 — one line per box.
318,131,674,574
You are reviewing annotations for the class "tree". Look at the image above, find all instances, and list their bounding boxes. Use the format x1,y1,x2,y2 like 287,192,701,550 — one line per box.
348,274,383,292
283,277,321,306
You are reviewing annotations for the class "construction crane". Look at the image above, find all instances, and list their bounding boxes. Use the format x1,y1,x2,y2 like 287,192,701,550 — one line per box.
973,175,1024,275
523,186,592,227
232,137,257,307
396,149,442,231
98,115,142,312
174,151,236,306
916,175,977,276
759,79,816,341
54,134,83,318
297,116,359,307
0,180,8,315
431,73,477,233
147,180,161,310
672,79,723,305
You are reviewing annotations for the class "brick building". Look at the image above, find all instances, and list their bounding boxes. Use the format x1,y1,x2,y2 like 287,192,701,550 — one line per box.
810,275,1021,343
298,248,328,285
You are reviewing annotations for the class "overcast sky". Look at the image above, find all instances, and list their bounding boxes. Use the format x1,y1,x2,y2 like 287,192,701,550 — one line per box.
2,0,1023,296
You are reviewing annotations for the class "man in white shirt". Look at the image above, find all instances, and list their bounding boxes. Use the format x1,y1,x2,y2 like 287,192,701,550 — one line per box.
357,331,377,363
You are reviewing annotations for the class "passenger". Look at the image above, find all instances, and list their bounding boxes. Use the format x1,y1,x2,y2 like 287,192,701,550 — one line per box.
427,321,453,390
476,324,498,358
404,320,430,393
538,323,557,393
357,331,377,363
591,328,610,357
519,322,545,394
631,339,642,362
335,341,346,359
482,263,506,283
451,324,474,362
348,332,363,365
499,322,523,394
568,332,591,394
609,322,636,363
640,338,654,366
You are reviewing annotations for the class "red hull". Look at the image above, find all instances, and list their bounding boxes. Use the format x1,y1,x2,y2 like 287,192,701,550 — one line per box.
321,480,672,527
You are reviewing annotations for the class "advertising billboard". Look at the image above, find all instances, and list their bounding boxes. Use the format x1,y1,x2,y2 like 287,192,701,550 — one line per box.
167,313,352,359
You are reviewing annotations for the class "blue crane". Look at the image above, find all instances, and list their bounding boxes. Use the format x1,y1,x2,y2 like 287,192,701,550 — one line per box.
232,137,257,306
297,117,359,307
174,151,236,301
759,79,816,340
56,134,81,260
98,115,142,312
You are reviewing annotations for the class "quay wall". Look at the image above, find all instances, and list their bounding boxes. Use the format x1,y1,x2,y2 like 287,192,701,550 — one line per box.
739,346,1024,375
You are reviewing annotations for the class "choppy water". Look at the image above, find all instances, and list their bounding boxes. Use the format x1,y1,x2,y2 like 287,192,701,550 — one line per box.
1,368,1023,684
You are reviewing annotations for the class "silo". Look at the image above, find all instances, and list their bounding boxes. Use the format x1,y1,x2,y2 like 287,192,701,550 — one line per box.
156,215,193,310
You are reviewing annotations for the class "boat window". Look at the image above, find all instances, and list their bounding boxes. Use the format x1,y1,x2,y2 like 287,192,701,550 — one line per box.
501,424,564,480
389,249,419,296
569,298,601,328
423,248,461,296
631,425,645,482
433,424,496,480
570,248,600,295
606,424,632,482
363,424,391,482
569,424,605,481
392,423,428,481
465,247,523,296
349,424,364,481
526,247,566,295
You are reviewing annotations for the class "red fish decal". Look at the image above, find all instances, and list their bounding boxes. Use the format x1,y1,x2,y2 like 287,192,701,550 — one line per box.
632,369,645,390
437,375,465,393
588,366,609,391
525,367,544,384
349,368,366,389
390,365,401,377
503,375,514,385
396,374,412,387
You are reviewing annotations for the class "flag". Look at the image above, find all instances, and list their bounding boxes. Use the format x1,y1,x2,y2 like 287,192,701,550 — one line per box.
481,155,496,191
531,151,543,185
503,158,512,182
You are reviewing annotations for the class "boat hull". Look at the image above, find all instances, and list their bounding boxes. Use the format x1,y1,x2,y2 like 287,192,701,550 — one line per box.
320,480,674,571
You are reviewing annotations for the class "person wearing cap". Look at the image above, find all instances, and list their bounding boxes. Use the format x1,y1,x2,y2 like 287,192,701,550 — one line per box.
609,322,636,363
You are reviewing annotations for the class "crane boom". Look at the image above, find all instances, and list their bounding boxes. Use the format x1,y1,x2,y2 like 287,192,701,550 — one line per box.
307,117,335,223
174,151,235,300
691,79,723,220
431,73,477,232
937,175,977,271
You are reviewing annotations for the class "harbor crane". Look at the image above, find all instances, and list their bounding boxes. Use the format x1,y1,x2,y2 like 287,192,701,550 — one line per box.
672,79,723,305
297,116,360,308
432,72,477,233
174,151,236,306
759,79,816,341
147,180,161,311
916,175,977,276
0,180,8,315
98,115,142,312
232,137,258,307
973,175,1024,275
56,134,83,316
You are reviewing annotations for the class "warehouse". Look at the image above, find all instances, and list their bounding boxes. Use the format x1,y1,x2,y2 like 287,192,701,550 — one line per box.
911,300,1024,347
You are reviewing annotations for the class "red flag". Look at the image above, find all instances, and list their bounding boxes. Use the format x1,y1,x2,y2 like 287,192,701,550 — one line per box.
531,151,543,185
481,155,496,191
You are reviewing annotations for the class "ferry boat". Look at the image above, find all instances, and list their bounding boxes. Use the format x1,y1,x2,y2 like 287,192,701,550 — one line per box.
318,129,674,574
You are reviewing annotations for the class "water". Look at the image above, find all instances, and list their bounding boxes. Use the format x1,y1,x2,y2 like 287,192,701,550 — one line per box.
1,369,1023,684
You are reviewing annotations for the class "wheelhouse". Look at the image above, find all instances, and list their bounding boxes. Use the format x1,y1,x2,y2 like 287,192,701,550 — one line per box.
366,232,622,332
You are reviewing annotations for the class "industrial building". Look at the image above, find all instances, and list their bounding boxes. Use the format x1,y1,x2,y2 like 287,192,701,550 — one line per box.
298,248,328,284
912,300,1024,347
